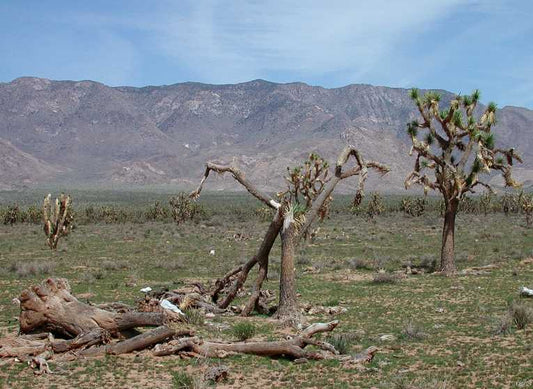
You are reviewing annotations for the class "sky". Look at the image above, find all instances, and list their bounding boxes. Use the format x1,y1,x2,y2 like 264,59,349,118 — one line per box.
1,0,532,108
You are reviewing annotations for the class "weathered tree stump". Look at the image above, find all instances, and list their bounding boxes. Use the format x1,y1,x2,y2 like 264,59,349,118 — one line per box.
19,278,167,337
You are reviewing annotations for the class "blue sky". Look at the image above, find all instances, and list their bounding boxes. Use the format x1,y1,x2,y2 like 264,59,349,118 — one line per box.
1,0,532,108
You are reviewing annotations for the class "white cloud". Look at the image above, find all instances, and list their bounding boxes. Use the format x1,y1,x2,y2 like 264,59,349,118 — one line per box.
111,0,465,83
3,0,531,107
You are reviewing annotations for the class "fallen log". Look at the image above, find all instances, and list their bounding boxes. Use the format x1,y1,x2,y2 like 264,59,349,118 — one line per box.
153,336,200,357
2,279,376,367
0,336,48,358
153,320,341,360
78,326,194,357
19,278,169,337
51,328,110,353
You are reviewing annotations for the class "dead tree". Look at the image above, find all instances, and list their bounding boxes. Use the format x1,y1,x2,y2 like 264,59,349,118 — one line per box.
1,278,379,371
405,89,522,274
190,147,389,324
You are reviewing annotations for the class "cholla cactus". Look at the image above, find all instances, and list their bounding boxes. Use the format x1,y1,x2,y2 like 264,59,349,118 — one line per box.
405,88,522,273
367,192,385,219
169,192,200,224
479,192,494,215
400,197,426,217
500,192,520,215
43,194,73,249
518,191,533,227
3,204,20,225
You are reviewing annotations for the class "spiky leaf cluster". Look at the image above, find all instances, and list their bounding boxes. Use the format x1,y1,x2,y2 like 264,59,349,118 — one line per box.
281,153,331,220
405,89,522,200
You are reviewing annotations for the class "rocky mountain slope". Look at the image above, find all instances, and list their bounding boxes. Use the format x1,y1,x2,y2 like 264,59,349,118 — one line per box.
0,77,531,192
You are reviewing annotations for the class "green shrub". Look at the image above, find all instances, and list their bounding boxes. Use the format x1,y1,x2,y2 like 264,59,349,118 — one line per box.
25,205,42,224
325,332,361,354
508,300,533,330
231,321,256,341
172,371,194,389
184,308,205,326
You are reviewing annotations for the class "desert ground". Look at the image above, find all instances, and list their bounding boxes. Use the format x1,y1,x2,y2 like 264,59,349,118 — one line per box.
0,191,532,388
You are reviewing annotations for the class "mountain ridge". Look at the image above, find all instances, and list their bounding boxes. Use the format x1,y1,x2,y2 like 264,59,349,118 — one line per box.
0,77,531,192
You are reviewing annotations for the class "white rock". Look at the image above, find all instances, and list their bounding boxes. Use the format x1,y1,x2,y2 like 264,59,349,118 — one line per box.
140,287,152,293
160,299,185,315
379,334,396,342
520,286,533,297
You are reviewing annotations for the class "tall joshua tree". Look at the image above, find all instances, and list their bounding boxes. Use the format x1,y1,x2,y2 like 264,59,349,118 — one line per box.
405,89,522,274
191,146,389,325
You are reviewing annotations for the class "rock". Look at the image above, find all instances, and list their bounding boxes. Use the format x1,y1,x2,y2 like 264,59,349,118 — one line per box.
520,286,533,297
160,299,185,316
352,346,378,363
77,293,96,300
293,358,308,364
204,365,229,383
379,334,396,342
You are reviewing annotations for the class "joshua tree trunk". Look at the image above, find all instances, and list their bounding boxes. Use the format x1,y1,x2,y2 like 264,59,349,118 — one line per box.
274,211,301,324
216,208,283,311
241,208,284,316
440,198,459,274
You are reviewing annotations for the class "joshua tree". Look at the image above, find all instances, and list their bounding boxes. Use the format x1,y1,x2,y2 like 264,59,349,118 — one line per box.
190,146,389,325
405,89,522,274
43,193,73,249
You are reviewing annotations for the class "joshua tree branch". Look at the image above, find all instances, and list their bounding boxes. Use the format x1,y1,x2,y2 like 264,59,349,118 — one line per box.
190,163,280,209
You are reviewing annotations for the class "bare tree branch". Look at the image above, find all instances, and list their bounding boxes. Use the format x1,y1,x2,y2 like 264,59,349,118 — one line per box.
190,163,280,209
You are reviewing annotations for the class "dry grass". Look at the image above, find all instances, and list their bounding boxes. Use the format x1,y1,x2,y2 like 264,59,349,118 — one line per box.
8,261,55,278
372,272,399,284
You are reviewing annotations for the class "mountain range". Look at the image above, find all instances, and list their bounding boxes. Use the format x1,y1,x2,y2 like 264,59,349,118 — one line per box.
0,77,531,193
